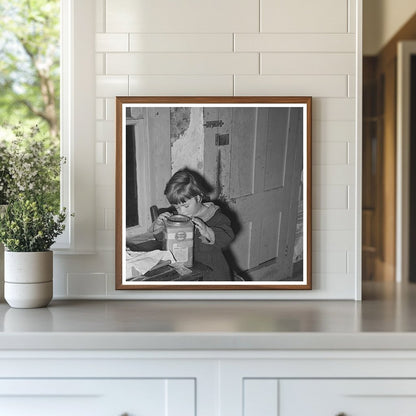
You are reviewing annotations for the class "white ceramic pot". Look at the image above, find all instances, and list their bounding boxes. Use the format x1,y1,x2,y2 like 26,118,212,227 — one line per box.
4,281,53,309
4,251,53,308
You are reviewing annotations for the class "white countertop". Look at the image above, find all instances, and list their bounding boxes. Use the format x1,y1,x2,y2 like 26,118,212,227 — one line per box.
1,281,416,351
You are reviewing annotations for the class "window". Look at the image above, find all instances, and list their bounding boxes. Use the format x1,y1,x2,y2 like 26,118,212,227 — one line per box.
0,0,95,252
56,0,95,251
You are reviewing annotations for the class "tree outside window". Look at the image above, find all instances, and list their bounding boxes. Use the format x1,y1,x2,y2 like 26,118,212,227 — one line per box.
0,0,60,208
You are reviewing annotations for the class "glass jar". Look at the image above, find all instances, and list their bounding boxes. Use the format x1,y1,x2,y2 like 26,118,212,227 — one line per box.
163,214,194,267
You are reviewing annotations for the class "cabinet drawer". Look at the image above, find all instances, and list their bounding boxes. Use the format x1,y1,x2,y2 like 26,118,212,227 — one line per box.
280,379,416,416
0,378,195,416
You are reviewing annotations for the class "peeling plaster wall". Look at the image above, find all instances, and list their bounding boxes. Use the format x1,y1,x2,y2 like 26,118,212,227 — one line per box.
171,107,204,175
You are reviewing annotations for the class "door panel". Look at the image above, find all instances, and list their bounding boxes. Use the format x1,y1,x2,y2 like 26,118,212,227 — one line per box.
224,107,303,279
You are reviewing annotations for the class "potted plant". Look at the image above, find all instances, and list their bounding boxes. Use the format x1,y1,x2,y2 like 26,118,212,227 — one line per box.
0,137,13,299
0,197,66,308
0,124,66,308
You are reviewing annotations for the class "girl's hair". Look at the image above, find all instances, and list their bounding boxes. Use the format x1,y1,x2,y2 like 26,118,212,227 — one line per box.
164,169,207,205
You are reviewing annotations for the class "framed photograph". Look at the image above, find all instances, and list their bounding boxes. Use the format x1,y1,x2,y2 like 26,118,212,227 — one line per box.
116,96,311,290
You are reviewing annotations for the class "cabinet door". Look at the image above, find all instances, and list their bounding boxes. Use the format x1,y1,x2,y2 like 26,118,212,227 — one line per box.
280,379,416,416
0,378,195,416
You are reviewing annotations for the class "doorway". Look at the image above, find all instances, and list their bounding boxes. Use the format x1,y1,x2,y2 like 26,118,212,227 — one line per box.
362,2,416,282
396,41,416,283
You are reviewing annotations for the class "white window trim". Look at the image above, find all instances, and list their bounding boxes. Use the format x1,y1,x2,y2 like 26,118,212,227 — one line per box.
53,0,95,253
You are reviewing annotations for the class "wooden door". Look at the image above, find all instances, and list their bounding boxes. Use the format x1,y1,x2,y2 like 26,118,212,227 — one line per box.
204,107,303,280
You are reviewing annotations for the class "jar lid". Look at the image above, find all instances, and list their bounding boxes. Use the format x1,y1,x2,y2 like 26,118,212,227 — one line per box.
167,214,191,224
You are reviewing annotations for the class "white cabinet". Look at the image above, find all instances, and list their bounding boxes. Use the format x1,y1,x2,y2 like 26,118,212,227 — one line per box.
0,379,195,416
1,350,416,415
219,353,416,415
280,380,416,416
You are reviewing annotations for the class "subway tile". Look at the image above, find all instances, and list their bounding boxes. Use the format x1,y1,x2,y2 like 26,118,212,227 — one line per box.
348,185,355,210
312,210,355,230
129,75,233,96
96,76,128,97
262,53,355,75
96,230,116,251
349,0,357,34
96,120,116,143
106,273,118,296
96,0,105,32
235,75,347,97
96,186,115,209
96,142,106,164
106,0,259,33
313,185,349,209
313,165,355,185
96,164,115,186
67,273,107,296
107,53,259,75
313,230,355,251
348,75,356,97
96,34,129,52
347,250,356,275
312,251,347,274
106,141,116,165
313,142,348,165
54,252,114,274
96,53,105,75
348,142,356,165
320,273,356,298
95,207,106,230
261,0,348,33
105,208,116,230
130,34,233,52
106,98,116,121
313,120,355,142
96,98,105,120
52,273,67,297
235,34,356,52
312,98,355,120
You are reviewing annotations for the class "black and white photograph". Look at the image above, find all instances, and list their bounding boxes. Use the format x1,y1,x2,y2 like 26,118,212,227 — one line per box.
116,97,311,290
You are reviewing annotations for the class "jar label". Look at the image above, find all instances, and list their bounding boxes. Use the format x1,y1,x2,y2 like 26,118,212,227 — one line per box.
172,245,190,263
166,232,193,240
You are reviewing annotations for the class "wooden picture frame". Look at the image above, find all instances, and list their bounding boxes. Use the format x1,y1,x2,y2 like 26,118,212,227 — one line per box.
116,96,312,290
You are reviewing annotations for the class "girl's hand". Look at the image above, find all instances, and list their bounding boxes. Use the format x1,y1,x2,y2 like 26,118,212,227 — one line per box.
192,217,215,243
153,212,172,233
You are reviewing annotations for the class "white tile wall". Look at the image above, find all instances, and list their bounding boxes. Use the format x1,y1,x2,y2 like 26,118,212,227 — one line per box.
261,0,348,33
235,75,348,97
96,34,129,52
261,53,355,75
130,34,234,52
313,185,349,210
106,53,259,75
235,34,356,52
105,0,259,33
129,75,233,96
61,0,360,299
313,142,349,165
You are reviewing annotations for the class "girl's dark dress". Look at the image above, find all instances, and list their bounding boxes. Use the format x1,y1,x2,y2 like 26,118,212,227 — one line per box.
194,206,234,281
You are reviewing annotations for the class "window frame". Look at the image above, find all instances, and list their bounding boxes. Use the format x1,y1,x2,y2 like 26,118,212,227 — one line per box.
53,0,95,253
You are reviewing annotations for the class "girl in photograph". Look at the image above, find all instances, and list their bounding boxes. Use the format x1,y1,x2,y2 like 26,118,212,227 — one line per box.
150,169,235,281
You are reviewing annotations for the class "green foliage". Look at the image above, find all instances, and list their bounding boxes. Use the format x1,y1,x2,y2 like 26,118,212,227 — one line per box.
0,140,13,205
0,124,61,210
0,0,60,140
0,197,66,252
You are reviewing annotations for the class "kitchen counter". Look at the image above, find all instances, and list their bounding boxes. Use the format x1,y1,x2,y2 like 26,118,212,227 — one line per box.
0,281,416,350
